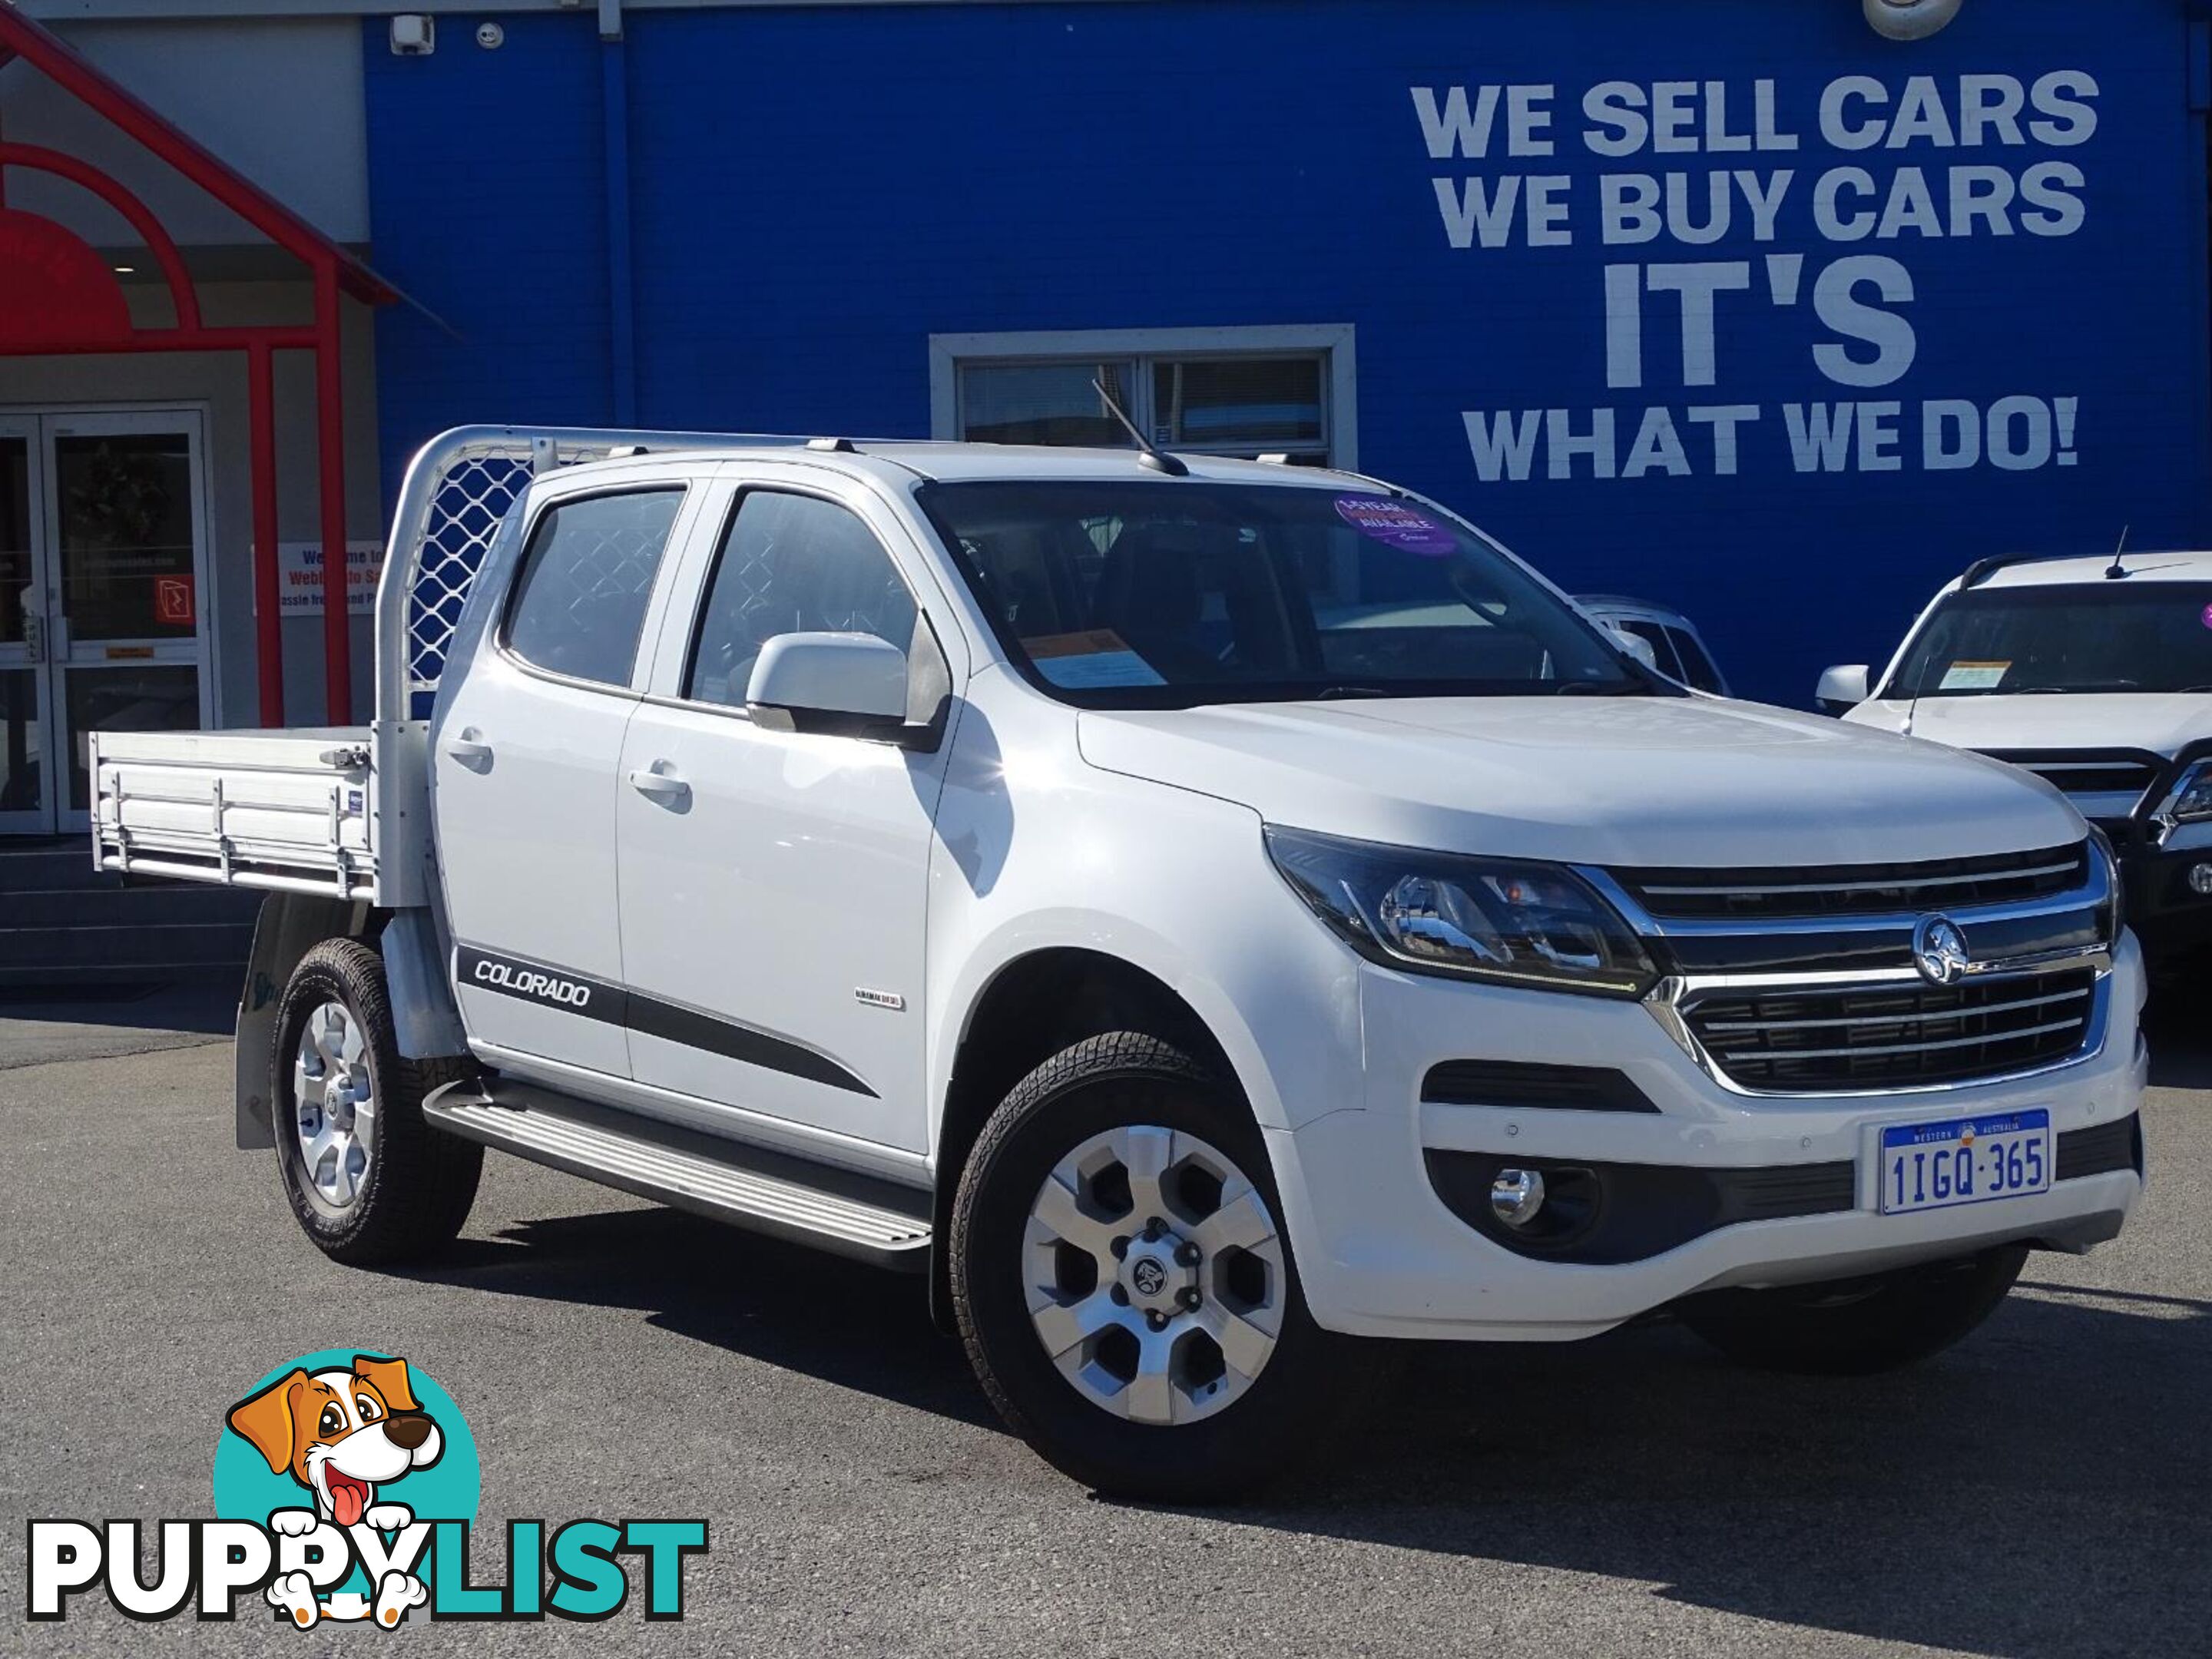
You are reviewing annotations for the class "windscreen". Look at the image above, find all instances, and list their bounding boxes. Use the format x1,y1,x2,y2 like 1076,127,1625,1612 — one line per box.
1887,583,2212,697
917,481,1652,708
1666,626,1726,694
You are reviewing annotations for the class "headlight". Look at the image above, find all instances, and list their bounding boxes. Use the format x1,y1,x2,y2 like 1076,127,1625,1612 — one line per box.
2156,760,2212,827
1265,826,1657,997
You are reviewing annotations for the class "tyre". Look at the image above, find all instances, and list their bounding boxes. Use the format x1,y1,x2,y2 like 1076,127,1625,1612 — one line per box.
1677,1244,2029,1376
272,938,483,1267
950,1031,1345,1502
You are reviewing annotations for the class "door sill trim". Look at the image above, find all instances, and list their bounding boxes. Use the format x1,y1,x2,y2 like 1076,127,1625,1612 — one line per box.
425,1074,931,1270
469,1040,931,1187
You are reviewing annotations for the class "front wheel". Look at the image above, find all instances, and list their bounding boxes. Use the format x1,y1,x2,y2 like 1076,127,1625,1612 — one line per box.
950,1031,1346,1502
272,938,483,1267
1677,1245,2029,1376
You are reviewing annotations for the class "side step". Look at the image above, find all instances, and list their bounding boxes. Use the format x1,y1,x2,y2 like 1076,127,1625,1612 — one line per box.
422,1078,932,1270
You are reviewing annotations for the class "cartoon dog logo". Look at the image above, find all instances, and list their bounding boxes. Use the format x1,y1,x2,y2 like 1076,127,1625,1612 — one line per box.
227,1354,442,1628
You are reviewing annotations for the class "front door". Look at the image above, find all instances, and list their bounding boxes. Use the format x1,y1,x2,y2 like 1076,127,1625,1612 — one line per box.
617,476,956,1153
0,411,212,834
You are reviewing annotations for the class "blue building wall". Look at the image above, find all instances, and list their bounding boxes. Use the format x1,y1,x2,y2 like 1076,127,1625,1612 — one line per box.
366,0,2212,704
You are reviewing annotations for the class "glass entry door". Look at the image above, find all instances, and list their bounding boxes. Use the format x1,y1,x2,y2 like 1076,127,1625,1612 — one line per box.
0,411,211,835
0,419,54,835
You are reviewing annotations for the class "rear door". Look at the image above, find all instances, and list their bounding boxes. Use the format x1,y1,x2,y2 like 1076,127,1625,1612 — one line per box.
613,465,962,1152
432,475,697,1077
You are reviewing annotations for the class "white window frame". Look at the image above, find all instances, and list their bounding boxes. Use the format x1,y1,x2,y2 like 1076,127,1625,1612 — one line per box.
927,324,1358,470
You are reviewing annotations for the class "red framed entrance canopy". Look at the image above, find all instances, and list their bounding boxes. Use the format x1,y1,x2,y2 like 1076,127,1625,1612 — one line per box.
0,8,400,724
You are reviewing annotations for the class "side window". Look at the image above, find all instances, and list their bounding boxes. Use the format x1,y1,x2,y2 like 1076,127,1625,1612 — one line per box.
687,491,919,709
504,489,685,687
1614,618,1684,680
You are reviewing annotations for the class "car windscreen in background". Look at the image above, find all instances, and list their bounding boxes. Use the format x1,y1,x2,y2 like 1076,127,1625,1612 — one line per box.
1665,627,1726,695
917,480,1654,709
1889,583,2212,698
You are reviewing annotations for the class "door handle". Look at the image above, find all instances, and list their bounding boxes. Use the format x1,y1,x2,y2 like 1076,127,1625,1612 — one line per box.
628,767,690,806
442,729,493,770
21,611,44,665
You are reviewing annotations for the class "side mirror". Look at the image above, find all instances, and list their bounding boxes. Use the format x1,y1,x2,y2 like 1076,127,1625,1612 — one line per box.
747,632,910,738
1816,664,1871,714
1604,624,1658,671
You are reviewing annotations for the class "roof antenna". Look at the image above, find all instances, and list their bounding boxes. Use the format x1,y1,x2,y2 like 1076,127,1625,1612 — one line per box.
1091,377,1188,477
2107,526,2131,581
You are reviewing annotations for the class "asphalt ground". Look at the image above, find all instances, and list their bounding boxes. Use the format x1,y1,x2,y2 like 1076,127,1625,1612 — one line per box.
2,979,2206,1658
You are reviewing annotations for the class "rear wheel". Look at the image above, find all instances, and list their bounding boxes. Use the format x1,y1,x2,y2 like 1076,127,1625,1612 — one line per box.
272,939,482,1267
1677,1245,2028,1376
951,1031,1345,1502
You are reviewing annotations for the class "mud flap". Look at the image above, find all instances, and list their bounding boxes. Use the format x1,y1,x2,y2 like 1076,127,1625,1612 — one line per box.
381,906,467,1060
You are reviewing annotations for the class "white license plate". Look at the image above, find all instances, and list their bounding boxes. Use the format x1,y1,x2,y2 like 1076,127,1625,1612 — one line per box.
1878,1110,2053,1216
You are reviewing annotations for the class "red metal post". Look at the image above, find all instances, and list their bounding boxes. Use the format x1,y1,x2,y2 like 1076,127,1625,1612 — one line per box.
249,340,282,725
313,262,352,722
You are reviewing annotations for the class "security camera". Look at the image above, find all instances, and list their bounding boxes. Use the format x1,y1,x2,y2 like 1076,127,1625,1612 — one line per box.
1865,0,1965,41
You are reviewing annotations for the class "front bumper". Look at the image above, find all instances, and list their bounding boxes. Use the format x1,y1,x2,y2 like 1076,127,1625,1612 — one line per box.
2111,826,2212,962
1267,936,2147,1343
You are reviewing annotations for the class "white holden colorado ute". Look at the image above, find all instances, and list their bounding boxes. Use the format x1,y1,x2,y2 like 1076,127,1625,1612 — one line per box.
94,426,2146,1500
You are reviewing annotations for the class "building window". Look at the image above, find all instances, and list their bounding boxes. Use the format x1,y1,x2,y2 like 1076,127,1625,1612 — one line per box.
929,326,1356,469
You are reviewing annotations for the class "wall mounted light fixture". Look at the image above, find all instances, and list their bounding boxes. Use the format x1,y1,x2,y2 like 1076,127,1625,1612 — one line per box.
389,15,435,56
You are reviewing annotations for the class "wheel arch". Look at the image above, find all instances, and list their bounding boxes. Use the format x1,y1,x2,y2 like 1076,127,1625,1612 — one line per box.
926,946,1250,1330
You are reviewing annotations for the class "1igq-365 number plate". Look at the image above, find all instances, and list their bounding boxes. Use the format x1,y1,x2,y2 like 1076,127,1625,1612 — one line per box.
1878,1110,2052,1216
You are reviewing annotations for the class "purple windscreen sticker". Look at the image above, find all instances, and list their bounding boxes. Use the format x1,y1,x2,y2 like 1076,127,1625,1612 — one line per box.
1335,495,1458,555
2202,603,2212,630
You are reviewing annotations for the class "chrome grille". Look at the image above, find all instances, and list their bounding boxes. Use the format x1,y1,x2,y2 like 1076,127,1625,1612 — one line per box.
1614,843,2087,922
1684,968,2098,1093
2022,760,2160,795
1976,750,2161,816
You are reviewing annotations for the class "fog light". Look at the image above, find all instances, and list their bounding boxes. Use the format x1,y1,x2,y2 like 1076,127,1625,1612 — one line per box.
2190,862,2212,897
1489,1168,1546,1228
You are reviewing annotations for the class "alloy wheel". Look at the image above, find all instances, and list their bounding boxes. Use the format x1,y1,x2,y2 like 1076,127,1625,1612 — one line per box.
1023,1125,1286,1426
293,998,377,1210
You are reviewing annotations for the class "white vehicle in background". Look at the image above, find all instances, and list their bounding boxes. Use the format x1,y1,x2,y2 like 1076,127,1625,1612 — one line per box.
90,426,2144,1501
1577,595,1731,695
1820,549,2212,970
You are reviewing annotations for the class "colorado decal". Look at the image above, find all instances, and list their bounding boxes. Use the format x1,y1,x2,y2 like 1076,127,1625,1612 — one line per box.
456,948,621,1022
452,945,875,1097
